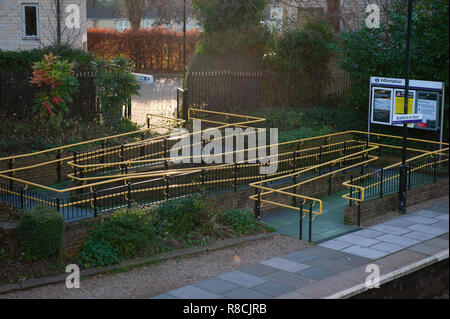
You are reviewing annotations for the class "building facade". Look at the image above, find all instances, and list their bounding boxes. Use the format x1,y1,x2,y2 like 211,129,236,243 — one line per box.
0,0,88,51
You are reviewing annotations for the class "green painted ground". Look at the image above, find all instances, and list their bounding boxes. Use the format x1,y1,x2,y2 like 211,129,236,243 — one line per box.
261,189,357,243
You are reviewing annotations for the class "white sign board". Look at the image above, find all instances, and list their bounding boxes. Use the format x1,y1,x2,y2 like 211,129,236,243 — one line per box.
132,73,154,84
369,77,444,131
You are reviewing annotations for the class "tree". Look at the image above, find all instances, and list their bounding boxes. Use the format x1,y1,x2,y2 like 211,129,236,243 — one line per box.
123,0,149,29
192,0,270,54
339,0,449,135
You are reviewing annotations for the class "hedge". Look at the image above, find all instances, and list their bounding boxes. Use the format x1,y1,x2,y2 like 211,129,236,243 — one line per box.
87,28,200,73
17,206,64,260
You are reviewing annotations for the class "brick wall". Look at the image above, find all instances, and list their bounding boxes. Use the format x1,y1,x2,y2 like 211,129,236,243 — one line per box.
344,178,449,225
0,168,359,257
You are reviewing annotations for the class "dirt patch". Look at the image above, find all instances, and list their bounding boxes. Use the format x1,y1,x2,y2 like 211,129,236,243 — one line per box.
0,234,309,299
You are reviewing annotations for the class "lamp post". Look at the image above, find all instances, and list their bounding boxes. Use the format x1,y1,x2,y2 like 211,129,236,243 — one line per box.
399,0,413,214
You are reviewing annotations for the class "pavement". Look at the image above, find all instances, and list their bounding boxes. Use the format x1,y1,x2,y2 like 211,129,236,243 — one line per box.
130,76,182,127
151,199,449,299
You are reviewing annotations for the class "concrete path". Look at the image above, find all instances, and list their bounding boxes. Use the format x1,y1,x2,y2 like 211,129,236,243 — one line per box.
151,200,449,299
131,76,182,127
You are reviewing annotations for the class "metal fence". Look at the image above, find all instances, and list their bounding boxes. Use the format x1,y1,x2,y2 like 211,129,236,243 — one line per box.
186,71,263,112
0,69,97,120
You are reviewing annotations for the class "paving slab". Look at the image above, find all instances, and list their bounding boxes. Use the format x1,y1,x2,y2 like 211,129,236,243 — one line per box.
382,218,416,228
407,243,446,256
368,224,411,235
260,257,311,273
337,234,381,247
406,224,448,236
375,233,421,247
434,214,449,221
423,237,449,249
302,257,356,273
299,246,348,260
403,231,437,241
318,239,354,251
431,221,449,231
167,285,223,299
413,209,444,218
341,245,387,259
402,215,440,225
351,229,385,238
295,267,335,281
193,277,240,294
279,251,318,264
252,281,296,297
334,254,372,267
292,273,361,298
238,263,280,277
216,271,268,288
262,271,316,289
369,242,405,254
223,287,272,299
427,202,449,214
376,249,428,269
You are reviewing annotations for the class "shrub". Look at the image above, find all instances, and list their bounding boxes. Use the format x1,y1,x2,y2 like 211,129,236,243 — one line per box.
90,56,140,124
218,209,273,235
87,28,199,72
29,53,79,121
0,46,93,72
151,194,215,240
17,206,64,260
82,209,160,259
78,239,119,268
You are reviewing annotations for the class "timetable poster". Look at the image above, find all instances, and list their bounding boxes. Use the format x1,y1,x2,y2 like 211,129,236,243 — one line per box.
415,91,439,130
393,89,416,127
371,87,393,124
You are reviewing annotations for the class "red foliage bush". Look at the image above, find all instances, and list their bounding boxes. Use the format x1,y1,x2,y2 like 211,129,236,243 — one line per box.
87,28,200,73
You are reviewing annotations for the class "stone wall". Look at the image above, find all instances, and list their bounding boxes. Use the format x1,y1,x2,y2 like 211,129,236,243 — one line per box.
0,0,87,51
344,178,449,225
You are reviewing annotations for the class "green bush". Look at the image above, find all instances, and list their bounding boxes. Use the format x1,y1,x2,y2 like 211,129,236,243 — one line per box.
82,209,160,259
218,209,273,235
0,46,93,72
90,56,140,124
17,206,64,260
151,194,215,240
78,239,119,268
113,118,141,133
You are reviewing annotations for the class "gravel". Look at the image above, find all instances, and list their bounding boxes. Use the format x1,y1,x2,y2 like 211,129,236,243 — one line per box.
0,234,310,299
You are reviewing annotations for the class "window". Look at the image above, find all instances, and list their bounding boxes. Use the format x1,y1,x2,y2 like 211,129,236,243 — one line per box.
117,20,129,32
22,4,39,38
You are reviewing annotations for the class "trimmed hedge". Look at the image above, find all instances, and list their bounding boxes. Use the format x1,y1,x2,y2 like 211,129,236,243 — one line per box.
17,206,64,259
87,28,200,72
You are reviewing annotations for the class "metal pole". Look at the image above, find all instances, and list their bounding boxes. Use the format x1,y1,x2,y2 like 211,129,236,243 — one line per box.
399,0,413,215
56,0,61,47
183,0,186,74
